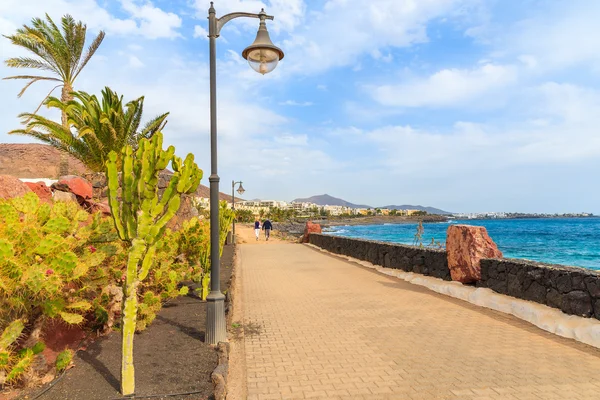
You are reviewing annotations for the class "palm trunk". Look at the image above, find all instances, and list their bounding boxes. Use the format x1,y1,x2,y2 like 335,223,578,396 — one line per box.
58,83,73,177
60,83,73,128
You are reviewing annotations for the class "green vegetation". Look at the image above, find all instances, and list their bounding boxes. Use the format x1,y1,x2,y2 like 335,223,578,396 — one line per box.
105,132,202,396
55,349,73,372
2,12,234,394
3,14,105,127
413,221,424,247
10,87,168,172
234,208,255,223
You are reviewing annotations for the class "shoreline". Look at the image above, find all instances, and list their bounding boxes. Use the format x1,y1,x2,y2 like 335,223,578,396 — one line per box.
316,215,448,227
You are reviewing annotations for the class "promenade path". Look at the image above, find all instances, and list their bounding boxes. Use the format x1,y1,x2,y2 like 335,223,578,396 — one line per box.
235,227,600,400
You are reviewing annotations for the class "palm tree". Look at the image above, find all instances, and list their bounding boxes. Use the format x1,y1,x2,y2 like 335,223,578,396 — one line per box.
10,87,169,172
3,14,105,127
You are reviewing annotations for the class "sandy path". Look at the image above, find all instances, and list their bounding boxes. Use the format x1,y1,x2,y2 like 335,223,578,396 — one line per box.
234,224,290,245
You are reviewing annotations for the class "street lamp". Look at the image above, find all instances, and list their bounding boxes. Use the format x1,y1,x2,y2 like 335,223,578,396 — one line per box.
206,2,284,345
231,180,245,244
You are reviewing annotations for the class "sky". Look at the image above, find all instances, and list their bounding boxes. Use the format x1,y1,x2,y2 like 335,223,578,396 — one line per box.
1,0,599,214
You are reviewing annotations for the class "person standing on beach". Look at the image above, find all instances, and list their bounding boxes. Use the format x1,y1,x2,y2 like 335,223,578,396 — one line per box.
263,219,273,241
254,219,261,241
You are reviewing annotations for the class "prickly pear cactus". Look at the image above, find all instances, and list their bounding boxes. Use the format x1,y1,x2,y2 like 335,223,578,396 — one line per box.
105,132,202,396
0,192,127,384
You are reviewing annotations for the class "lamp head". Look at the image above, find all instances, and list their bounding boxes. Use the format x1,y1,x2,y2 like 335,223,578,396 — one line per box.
237,183,245,195
242,9,284,75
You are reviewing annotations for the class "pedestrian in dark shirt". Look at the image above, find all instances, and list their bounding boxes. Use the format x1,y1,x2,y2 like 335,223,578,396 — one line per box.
262,219,273,241
254,219,261,241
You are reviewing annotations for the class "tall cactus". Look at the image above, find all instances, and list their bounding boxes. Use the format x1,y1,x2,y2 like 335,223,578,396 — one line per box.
105,132,202,396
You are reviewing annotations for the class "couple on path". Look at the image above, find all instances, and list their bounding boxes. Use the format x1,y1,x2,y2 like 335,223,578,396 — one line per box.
254,219,273,241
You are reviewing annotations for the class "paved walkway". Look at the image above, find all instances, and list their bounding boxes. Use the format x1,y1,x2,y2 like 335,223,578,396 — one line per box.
238,242,600,400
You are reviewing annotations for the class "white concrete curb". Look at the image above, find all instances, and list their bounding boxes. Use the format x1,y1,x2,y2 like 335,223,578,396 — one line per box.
306,244,600,349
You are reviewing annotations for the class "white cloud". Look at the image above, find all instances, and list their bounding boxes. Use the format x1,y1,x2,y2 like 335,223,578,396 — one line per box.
128,55,144,68
371,63,517,108
120,0,182,39
193,25,208,39
282,0,483,74
192,0,306,33
506,1,600,71
278,100,313,106
335,84,600,177
0,0,182,40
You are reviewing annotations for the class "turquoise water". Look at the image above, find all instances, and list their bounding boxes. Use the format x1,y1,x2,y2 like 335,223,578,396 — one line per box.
324,218,600,270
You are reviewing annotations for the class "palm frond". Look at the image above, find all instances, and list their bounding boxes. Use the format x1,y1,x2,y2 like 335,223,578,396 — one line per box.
4,57,57,73
16,77,62,98
140,113,169,141
73,30,105,80
3,13,104,99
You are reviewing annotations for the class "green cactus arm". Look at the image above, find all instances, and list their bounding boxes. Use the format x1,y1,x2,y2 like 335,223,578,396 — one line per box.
136,199,154,240
156,145,175,171
138,244,156,281
152,177,178,218
171,155,182,173
154,196,181,231
0,320,24,350
6,349,34,382
106,151,127,240
176,156,193,193
122,146,136,238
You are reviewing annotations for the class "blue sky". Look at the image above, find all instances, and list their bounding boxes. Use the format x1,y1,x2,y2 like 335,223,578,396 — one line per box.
1,0,600,213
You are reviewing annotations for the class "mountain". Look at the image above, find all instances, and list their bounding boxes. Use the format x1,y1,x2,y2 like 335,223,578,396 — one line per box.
0,143,236,201
0,143,89,178
292,194,371,209
380,205,453,215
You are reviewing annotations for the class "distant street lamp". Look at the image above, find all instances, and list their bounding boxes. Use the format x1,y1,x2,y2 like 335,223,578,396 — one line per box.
206,2,284,345
231,180,245,244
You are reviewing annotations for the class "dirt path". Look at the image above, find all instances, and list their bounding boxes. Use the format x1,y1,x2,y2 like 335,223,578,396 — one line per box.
234,224,290,245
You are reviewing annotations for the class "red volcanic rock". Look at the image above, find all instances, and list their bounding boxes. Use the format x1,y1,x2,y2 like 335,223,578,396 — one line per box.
86,200,112,216
446,225,503,283
25,181,52,202
0,174,32,199
52,175,93,200
52,190,77,202
300,221,322,243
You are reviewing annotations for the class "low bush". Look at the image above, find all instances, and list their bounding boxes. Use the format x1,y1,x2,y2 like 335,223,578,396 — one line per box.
0,192,230,386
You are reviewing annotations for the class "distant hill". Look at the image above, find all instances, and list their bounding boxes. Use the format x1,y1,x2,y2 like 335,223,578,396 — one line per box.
0,143,236,201
380,205,452,215
292,194,371,209
0,143,89,178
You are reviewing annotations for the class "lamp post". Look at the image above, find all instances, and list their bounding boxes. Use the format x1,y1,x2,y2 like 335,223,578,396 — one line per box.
206,2,284,345
231,180,245,244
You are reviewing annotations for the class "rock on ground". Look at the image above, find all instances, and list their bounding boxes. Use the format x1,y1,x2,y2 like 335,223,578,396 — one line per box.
446,224,503,283
52,175,93,200
300,221,322,243
0,174,32,199
25,181,53,202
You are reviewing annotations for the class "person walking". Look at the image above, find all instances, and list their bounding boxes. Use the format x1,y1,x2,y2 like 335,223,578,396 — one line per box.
263,219,273,241
254,219,261,241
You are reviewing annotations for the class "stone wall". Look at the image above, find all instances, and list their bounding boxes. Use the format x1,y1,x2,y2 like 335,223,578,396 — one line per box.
309,234,600,321
478,258,600,319
309,234,451,280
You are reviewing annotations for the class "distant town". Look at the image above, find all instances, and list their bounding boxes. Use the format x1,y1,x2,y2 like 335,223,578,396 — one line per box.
194,195,595,219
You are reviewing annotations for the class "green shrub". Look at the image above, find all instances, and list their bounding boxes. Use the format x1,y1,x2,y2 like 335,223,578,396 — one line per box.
55,349,74,372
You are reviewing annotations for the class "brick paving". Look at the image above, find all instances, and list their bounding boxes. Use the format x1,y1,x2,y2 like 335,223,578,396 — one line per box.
239,243,600,400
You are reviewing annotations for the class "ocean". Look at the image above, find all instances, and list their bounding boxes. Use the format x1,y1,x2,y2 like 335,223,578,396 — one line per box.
323,218,600,271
